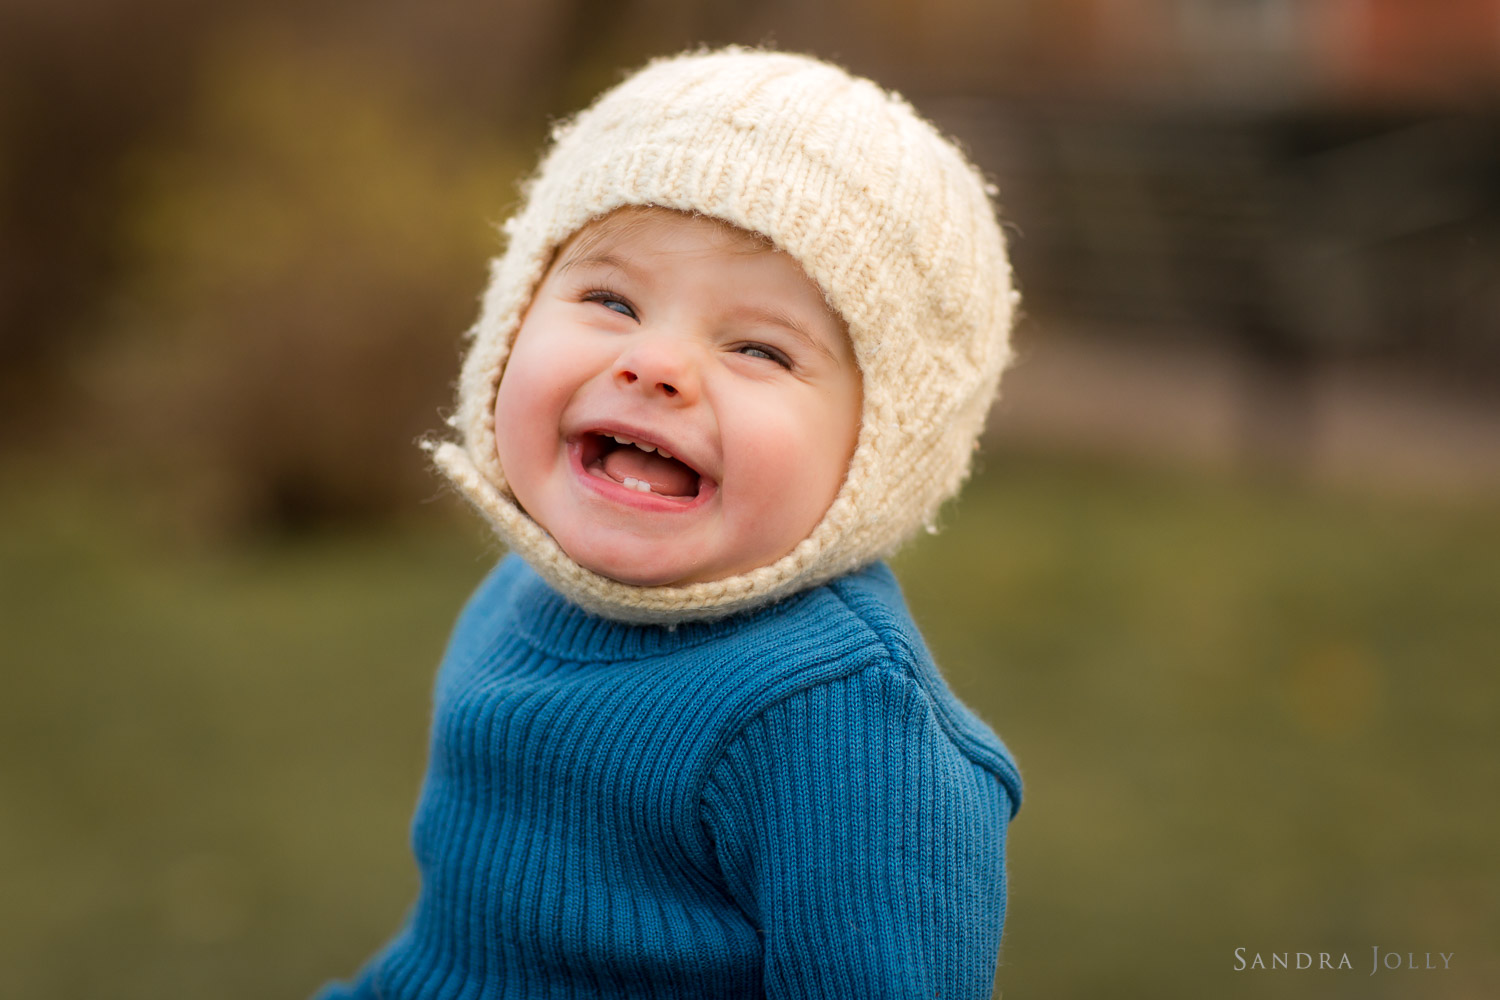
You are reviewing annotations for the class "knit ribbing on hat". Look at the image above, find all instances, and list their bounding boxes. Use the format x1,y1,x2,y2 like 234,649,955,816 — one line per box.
431,47,1016,624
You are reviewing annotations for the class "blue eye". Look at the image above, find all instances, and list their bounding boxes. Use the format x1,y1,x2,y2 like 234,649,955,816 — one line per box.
738,343,792,368
583,290,638,321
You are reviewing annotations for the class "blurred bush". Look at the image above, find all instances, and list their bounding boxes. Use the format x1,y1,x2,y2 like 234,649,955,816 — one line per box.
93,28,524,534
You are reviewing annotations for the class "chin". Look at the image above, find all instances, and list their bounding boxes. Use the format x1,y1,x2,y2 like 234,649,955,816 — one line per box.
569,545,702,589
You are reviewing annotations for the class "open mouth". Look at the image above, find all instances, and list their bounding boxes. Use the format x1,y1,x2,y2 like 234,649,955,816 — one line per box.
579,432,704,500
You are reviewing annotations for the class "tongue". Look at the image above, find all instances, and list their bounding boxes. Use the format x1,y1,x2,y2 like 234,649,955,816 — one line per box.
602,446,699,497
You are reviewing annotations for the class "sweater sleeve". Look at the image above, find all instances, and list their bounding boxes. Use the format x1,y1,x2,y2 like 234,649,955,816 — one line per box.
700,665,1014,1000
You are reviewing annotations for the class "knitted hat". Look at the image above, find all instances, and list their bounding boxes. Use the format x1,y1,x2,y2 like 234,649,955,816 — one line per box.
431,47,1017,623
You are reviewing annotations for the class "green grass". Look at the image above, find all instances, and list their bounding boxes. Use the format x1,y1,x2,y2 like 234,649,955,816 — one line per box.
896,456,1500,998
2,454,1496,998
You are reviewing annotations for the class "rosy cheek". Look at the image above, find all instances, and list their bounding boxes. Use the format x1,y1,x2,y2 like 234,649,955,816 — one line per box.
493,372,536,485
730,427,815,516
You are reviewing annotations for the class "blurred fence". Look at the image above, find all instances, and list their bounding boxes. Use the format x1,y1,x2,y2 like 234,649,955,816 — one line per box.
945,103,1500,373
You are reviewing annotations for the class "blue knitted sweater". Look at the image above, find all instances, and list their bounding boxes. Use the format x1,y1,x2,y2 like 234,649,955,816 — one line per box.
316,555,1021,999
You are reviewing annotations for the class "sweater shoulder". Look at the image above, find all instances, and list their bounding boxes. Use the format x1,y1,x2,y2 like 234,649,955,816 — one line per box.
719,564,1022,808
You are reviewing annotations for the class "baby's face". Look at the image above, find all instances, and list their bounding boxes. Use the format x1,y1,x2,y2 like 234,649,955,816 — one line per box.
493,208,861,587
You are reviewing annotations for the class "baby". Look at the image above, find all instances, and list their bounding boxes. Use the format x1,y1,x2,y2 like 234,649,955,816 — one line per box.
318,47,1022,1000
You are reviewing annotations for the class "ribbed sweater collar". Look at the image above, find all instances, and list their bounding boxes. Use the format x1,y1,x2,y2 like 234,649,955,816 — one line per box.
501,558,814,662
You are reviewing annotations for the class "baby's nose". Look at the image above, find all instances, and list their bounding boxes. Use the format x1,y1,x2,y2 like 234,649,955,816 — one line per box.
613,339,701,403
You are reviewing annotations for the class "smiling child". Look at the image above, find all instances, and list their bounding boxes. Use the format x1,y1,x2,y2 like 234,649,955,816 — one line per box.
317,47,1022,1000
494,207,862,587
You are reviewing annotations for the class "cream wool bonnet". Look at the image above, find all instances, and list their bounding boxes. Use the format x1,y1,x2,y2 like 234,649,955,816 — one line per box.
432,47,1017,623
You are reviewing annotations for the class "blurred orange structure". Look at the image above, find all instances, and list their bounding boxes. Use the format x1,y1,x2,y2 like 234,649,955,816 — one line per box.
1321,0,1500,102
1005,0,1500,105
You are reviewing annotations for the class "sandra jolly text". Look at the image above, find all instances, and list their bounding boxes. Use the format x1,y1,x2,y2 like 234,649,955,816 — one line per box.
1233,947,1454,974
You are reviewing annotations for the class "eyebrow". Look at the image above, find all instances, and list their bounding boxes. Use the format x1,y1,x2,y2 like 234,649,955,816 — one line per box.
556,251,637,277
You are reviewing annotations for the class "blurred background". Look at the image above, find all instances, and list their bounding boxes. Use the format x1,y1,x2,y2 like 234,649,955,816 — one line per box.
1,0,1496,997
